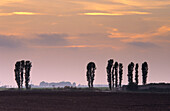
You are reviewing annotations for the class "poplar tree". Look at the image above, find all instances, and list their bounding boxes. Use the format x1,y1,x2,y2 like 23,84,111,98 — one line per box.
112,65,115,88
135,63,139,85
25,61,32,89
14,61,21,89
106,59,114,90
86,62,96,88
20,60,25,88
119,63,123,87
142,62,148,85
127,62,134,84
114,62,118,87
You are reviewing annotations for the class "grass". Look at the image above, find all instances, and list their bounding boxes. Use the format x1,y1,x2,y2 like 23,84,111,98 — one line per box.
0,86,110,92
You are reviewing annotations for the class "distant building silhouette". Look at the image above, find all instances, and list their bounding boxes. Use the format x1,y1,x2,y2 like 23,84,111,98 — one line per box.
39,81,75,87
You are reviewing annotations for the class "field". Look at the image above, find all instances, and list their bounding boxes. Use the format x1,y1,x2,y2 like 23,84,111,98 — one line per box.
0,90,169,111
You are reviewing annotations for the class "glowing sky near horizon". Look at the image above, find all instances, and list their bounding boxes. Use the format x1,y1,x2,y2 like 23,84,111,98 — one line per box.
0,0,170,86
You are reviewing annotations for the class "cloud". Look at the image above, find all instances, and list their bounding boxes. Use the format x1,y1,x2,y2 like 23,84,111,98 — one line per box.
71,0,170,15
30,32,121,50
74,0,170,11
108,26,170,42
107,28,130,39
81,11,151,16
0,35,22,48
74,1,150,16
33,33,69,46
0,12,42,16
65,33,123,50
129,26,170,39
0,0,24,6
71,1,128,12
82,13,123,16
110,0,170,9
32,45,120,50
64,45,116,48
128,41,158,48
72,0,170,19
78,33,107,37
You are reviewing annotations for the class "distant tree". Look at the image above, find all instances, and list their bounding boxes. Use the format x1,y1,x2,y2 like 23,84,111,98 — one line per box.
135,63,139,85
72,82,76,87
114,62,118,87
127,63,131,84
127,62,134,84
142,62,148,85
111,65,115,88
86,62,96,88
20,60,25,88
25,61,32,89
127,82,138,91
106,59,114,90
14,61,21,89
119,63,123,87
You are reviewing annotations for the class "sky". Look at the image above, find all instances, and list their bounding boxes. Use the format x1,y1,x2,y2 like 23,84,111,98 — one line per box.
0,0,170,86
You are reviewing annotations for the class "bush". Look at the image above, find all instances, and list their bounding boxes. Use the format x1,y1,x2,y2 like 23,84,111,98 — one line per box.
127,82,138,91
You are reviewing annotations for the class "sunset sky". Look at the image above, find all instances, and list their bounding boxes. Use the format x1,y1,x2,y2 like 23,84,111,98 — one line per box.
0,0,170,86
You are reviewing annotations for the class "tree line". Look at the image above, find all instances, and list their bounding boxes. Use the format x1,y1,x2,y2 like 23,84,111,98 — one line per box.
86,59,148,89
14,59,148,90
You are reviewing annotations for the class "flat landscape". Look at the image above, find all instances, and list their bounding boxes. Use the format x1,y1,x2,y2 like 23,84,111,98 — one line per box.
0,90,169,111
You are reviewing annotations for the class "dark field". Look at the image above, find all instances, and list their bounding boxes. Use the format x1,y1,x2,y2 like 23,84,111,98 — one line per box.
0,90,169,111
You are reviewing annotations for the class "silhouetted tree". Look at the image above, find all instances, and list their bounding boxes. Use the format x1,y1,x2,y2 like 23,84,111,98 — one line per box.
127,82,138,91
14,61,21,89
127,63,131,84
111,65,115,88
25,61,32,89
135,63,139,85
119,63,123,87
106,59,114,90
142,62,148,85
114,62,118,87
20,60,25,88
127,62,134,84
86,62,96,88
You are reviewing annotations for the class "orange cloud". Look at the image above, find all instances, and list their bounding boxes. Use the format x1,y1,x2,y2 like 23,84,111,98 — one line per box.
156,26,170,34
66,45,121,50
65,45,89,48
131,26,170,38
65,37,80,40
71,1,128,12
30,45,89,49
81,11,150,16
108,26,170,42
72,0,169,17
82,13,123,16
30,45,121,50
13,12,41,15
64,45,121,50
0,12,42,16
